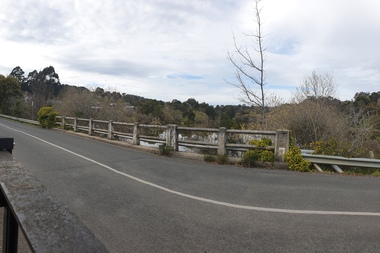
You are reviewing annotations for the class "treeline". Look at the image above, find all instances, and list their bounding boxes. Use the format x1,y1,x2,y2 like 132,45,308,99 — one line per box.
1,66,380,159
1,66,256,128
268,94,380,157
56,85,256,128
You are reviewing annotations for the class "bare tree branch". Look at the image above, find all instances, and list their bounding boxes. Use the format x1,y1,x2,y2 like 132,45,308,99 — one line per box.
293,70,337,103
227,0,267,127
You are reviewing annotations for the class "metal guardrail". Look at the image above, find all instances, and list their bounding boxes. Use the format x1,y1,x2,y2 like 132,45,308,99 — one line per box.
301,150,380,173
0,115,39,126
0,152,108,253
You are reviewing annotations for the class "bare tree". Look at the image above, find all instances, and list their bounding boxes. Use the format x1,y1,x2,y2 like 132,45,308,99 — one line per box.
55,87,97,118
293,70,336,103
227,0,266,126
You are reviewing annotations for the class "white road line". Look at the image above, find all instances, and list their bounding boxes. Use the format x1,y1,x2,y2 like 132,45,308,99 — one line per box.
2,123,380,217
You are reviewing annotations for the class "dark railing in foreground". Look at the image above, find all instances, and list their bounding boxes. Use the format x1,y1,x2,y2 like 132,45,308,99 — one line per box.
0,151,108,253
56,116,290,162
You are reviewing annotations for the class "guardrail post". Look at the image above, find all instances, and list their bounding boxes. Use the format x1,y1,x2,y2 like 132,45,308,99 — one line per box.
133,122,140,145
332,164,343,173
89,118,93,136
73,117,78,132
166,125,178,151
218,127,227,156
275,130,289,162
108,120,114,140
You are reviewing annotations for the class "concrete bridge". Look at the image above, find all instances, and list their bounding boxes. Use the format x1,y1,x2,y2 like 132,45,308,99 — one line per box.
0,118,380,252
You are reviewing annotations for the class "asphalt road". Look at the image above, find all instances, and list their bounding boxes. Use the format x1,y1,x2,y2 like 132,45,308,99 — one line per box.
1,118,380,252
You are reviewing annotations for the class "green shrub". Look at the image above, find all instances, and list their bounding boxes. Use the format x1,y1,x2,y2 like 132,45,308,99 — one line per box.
311,137,352,157
284,146,311,172
241,150,258,167
310,137,379,174
310,137,373,158
242,138,275,167
284,133,311,172
372,170,380,176
258,150,275,162
37,107,58,129
158,144,173,156
249,138,272,147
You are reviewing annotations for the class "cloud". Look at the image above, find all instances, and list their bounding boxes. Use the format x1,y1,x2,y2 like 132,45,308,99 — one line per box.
167,74,205,80
1,0,71,44
261,0,380,100
0,0,379,105
56,55,158,77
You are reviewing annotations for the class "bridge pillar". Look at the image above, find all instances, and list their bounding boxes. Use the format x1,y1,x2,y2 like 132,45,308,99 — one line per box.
217,127,227,156
107,121,114,140
275,130,289,162
133,122,140,145
166,125,178,151
73,118,78,132
88,118,93,136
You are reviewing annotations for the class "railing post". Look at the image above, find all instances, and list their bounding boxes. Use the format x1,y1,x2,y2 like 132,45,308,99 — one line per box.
2,203,18,253
166,125,178,151
217,127,227,156
0,190,18,253
62,116,66,129
133,122,140,145
89,118,93,136
275,130,289,162
73,117,78,132
108,120,114,140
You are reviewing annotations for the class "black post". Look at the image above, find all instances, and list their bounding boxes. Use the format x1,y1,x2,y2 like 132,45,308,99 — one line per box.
0,138,14,154
0,190,19,253
3,204,19,253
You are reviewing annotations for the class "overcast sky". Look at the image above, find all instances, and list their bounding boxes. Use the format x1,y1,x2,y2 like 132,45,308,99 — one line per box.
1,0,379,105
